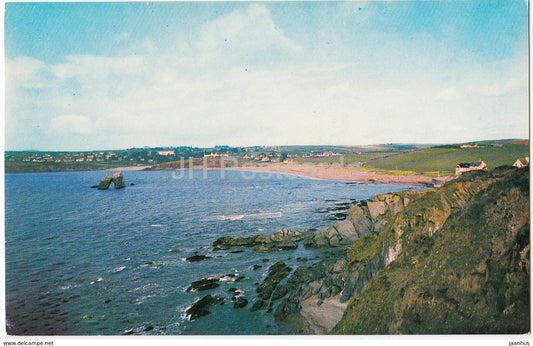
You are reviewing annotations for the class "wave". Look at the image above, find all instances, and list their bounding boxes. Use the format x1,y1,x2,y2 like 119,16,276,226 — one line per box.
59,283,81,290
208,211,282,221
218,214,245,221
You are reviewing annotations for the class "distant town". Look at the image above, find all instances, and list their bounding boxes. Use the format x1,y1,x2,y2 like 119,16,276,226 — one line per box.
5,144,396,173
4,140,529,175
6,145,350,166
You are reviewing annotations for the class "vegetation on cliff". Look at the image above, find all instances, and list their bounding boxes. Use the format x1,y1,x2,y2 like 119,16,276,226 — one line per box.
332,166,529,334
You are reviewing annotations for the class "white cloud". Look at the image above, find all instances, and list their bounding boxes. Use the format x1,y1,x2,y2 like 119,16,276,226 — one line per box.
51,114,96,134
196,4,302,66
6,56,48,89
476,76,527,97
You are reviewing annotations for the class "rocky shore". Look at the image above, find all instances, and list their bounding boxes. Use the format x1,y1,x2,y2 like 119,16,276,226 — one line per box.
182,166,529,334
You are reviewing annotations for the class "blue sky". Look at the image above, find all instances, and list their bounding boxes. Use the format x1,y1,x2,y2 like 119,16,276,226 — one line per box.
5,1,529,151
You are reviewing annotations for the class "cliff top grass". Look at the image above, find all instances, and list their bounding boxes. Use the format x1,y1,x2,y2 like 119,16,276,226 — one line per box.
363,143,529,175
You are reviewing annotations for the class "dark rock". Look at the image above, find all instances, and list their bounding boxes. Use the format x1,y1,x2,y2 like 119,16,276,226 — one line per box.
252,264,262,270
144,325,154,332
186,255,212,262
235,276,247,282
233,297,248,309
253,245,278,252
277,240,298,250
274,297,301,320
250,299,268,311
104,299,112,304
185,294,224,320
230,250,244,254
186,277,220,292
213,235,269,248
262,258,270,262
271,285,289,300
256,262,292,300
213,229,314,249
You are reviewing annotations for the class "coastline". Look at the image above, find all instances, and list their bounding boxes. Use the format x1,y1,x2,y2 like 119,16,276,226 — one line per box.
227,164,454,187
107,165,152,171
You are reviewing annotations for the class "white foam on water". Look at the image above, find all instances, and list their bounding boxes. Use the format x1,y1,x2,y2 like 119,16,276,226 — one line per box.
209,211,282,222
90,277,103,285
111,266,126,273
59,283,81,290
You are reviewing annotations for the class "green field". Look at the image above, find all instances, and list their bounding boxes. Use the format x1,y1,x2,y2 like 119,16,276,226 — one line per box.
363,143,529,175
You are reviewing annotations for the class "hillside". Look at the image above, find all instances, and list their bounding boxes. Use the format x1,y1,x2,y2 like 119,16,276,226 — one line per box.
364,142,529,175
268,165,529,334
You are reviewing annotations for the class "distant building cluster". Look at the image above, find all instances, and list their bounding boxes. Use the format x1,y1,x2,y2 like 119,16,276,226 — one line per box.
157,150,175,156
455,156,529,176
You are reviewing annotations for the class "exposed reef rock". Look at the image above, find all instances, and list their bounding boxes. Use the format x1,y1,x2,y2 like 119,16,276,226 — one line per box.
233,297,248,309
186,255,212,262
186,277,220,292
93,172,126,189
213,228,314,252
185,294,224,320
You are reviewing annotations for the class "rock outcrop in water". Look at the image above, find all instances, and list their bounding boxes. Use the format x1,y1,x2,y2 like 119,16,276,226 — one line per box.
213,228,314,252
93,172,126,189
270,166,529,334
185,294,224,320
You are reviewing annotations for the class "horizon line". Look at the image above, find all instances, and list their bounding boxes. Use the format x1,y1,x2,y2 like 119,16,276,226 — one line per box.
4,138,529,153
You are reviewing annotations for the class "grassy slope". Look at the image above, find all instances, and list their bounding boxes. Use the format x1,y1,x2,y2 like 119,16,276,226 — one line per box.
365,144,529,175
332,167,530,334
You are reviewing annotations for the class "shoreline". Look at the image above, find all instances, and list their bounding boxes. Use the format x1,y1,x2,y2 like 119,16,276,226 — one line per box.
7,162,455,186
106,165,152,171
227,164,454,187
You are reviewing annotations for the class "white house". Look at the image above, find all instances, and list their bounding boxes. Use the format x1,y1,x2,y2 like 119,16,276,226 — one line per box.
513,157,529,168
455,161,487,176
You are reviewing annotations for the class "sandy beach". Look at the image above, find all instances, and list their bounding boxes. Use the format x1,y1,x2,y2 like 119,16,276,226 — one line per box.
230,163,454,186
107,165,153,171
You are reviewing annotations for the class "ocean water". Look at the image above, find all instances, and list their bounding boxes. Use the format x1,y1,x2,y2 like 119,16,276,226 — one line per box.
5,169,422,335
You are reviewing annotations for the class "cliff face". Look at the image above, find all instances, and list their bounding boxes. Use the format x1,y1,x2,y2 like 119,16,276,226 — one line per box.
333,166,529,334
274,166,529,334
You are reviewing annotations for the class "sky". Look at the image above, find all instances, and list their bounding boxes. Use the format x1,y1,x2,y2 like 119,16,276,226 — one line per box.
4,1,529,151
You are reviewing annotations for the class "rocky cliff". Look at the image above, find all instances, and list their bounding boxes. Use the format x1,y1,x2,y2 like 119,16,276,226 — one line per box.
272,166,529,334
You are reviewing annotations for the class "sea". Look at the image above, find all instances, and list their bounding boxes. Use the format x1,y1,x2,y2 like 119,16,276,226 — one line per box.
5,169,423,335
